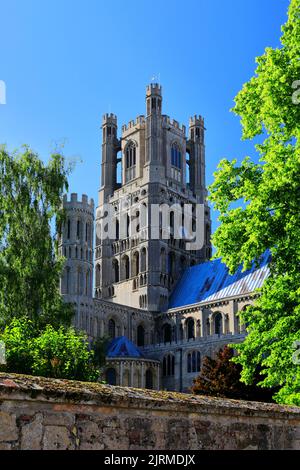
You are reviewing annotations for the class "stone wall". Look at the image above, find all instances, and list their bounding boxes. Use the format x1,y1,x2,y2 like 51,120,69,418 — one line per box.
0,372,299,450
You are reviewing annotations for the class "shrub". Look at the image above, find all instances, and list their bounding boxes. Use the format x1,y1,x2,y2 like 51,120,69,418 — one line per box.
0,317,100,382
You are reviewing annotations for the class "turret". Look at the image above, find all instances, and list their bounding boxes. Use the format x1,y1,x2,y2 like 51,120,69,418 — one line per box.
145,83,163,171
146,83,162,117
101,113,120,201
187,115,206,200
59,193,94,302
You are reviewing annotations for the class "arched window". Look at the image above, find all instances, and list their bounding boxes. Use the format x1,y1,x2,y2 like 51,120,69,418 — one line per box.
137,324,145,347
77,220,81,239
108,319,116,339
122,255,130,280
126,214,130,238
141,247,147,272
187,318,195,340
113,259,119,283
145,369,153,389
163,324,172,343
67,219,71,239
115,218,119,240
106,368,116,386
133,251,139,276
187,351,201,373
171,143,182,181
163,354,175,377
125,142,136,182
215,312,222,335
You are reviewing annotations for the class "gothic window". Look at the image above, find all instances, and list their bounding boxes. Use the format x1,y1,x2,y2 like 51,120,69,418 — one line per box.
163,323,172,343
108,319,116,339
106,368,116,386
145,369,153,389
163,354,175,377
214,312,222,335
187,351,201,373
160,248,166,273
133,251,139,276
187,318,195,340
77,220,81,239
112,259,119,283
137,324,145,347
171,143,182,182
125,143,136,183
67,219,71,239
141,247,147,272
121,255,130,280
115,218,119,240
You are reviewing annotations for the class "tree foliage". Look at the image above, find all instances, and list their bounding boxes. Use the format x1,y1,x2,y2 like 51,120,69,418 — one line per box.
208,0,300,405
0,145,73,329
191,346,275,402
0,317,100,382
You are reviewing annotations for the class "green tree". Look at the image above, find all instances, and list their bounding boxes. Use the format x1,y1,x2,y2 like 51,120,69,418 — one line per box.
191,346,275,402
0,318,99,382
0,145,73,329
208,0,300,405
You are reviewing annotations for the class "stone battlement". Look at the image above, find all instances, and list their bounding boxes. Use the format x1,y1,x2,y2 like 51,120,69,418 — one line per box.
162,115,186,133
63,193,94,212
189,114,205,126
122,115,146,133
102,113,117,124
146,82,162,96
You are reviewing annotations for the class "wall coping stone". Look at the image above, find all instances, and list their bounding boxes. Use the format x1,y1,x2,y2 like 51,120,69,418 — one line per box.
0,372,299,420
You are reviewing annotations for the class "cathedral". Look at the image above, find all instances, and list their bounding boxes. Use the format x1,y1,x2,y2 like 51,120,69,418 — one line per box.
58,84,270,392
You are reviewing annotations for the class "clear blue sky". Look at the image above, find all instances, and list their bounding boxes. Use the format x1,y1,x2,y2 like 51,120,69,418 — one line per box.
0,0,289,234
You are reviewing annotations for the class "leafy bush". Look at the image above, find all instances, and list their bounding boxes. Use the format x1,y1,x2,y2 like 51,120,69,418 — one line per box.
0,317,99,382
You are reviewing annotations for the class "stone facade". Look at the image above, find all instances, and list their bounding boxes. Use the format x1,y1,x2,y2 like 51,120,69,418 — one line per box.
0,373,300,450
58,84,264,392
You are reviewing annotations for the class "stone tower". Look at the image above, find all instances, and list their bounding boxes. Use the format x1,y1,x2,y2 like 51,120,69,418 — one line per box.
59,193,95,330
95,84,212,312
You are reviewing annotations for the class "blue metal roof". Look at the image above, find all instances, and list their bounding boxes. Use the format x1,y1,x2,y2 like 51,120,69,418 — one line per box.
106,336,144,358
169,251,271,309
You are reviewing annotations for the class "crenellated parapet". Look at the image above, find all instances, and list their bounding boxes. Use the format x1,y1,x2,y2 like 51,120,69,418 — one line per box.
63,193,94,216
189,114,205,127
122,115,146,133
